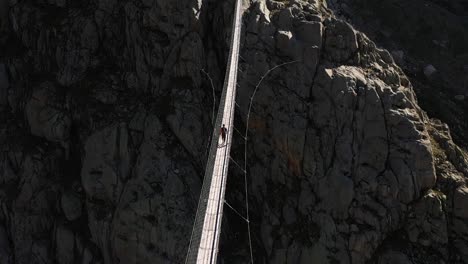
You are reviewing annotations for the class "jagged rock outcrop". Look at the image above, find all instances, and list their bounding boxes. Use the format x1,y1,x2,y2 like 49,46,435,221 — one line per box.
228,0,467,263
325,0,468,148
0,146,63,263
80,114,200,263
238,1,413,263
0,0,467,263
1,0,219,263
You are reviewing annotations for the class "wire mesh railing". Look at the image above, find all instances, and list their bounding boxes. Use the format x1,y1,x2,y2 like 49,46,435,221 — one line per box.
185,0,243,263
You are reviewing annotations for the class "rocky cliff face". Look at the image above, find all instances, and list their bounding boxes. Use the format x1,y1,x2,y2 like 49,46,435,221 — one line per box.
0,0,467,263
326,0,468,147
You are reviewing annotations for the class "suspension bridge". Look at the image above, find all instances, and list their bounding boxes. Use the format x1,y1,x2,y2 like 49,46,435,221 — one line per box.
185,0,251,263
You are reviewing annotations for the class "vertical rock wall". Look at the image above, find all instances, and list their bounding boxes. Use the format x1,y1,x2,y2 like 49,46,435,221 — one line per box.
0,0,467,263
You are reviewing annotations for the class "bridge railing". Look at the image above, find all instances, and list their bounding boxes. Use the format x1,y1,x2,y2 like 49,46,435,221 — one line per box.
185,0,243,263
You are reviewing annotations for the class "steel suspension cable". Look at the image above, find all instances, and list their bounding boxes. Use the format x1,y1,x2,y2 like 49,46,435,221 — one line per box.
242,60,300,264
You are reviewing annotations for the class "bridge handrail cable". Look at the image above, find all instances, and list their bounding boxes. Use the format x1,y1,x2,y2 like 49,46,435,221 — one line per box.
185,0,243,263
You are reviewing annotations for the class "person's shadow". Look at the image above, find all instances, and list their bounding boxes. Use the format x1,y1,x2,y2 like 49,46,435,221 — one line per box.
217,137,226,148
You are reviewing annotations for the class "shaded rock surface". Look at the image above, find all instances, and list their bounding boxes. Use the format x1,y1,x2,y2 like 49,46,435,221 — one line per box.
0,0,466,264
325,0,468,148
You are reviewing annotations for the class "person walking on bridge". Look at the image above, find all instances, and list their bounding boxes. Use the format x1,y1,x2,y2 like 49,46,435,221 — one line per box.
220,124,228,145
